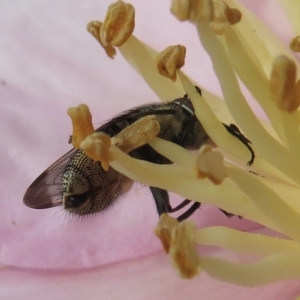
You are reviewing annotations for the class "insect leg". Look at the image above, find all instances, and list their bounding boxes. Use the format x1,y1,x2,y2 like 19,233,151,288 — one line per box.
176,202,201,222
170,199,192,212
181,86,255,165
219,208,242,219
223,123,255,166
219,208,235,218
149,187,201,222
150,187,172,216
183,86,202,98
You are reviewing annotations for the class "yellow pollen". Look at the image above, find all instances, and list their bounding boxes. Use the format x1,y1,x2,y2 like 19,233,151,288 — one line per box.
226,7,242,25
100,0,135,47
169,219,201,278
289,36,300,52
86,21,117,59
270,55,299,113
154,214,179,253
170,0,191,21
69,107,161,171
211,1,241,35
156,45,186,82
80,133,112,171
67,104,94,149
171,0,214,23
111,115,160,153
195,145,227,184
156,214,201,278
84,0,300,287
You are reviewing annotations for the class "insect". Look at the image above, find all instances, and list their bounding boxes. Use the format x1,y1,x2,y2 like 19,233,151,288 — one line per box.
23,87,254,222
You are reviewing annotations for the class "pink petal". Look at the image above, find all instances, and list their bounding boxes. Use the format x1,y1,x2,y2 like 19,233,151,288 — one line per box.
1,0,300,299
0,0,260,270
1,243,300,300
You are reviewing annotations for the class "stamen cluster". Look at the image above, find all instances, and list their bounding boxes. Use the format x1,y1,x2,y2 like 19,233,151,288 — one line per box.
69,0,300,286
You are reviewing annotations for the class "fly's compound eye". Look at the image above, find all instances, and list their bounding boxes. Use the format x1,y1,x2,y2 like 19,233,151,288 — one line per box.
64,191,91,210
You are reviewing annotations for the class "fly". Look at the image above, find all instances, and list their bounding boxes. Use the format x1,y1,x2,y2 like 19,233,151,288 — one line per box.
23,87,254,222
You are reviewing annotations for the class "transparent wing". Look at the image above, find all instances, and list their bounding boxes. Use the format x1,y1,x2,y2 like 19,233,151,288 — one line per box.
23,148,77,209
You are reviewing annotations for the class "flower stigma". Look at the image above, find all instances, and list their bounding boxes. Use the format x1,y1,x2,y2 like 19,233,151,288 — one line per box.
69,0,300,287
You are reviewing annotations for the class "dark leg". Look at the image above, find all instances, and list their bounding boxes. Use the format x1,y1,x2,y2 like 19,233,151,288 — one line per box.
219,208,242,219
223,123,255,166
150,187,172,216
219,209,235,218
177,202,201,222
170,199,192,212
183,86,202,98
150,187,201,222
150,186,241,221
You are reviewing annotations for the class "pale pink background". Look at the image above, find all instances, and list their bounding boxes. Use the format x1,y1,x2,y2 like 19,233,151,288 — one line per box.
1,0,300,299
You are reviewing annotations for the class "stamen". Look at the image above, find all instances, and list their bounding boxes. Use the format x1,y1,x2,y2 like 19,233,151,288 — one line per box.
224,28,288,145
169,221,201,279
226,0,298,75
67,104,94,149
170,0,214,23
111,115,160,153
177,70,260,167
86,1,134,59
211,1,241,35
194,21,300,184
226,7,242,25
169,0,191,21
100,0,135,47
149,138,196,168
156,214,201,278
296,79,300,104
228,165,300,244
156,45,186,81
110,142,276,229
270,55,299,113
224,28,300,155
196,226,300,256
154,214,179,253
85,0,300,286
80,133,112,171
69,105,161,170
118,35,185,101
289,36,300,52
86,21,117,59
202,254,300,285
276,0,300,38
195,145,227,184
